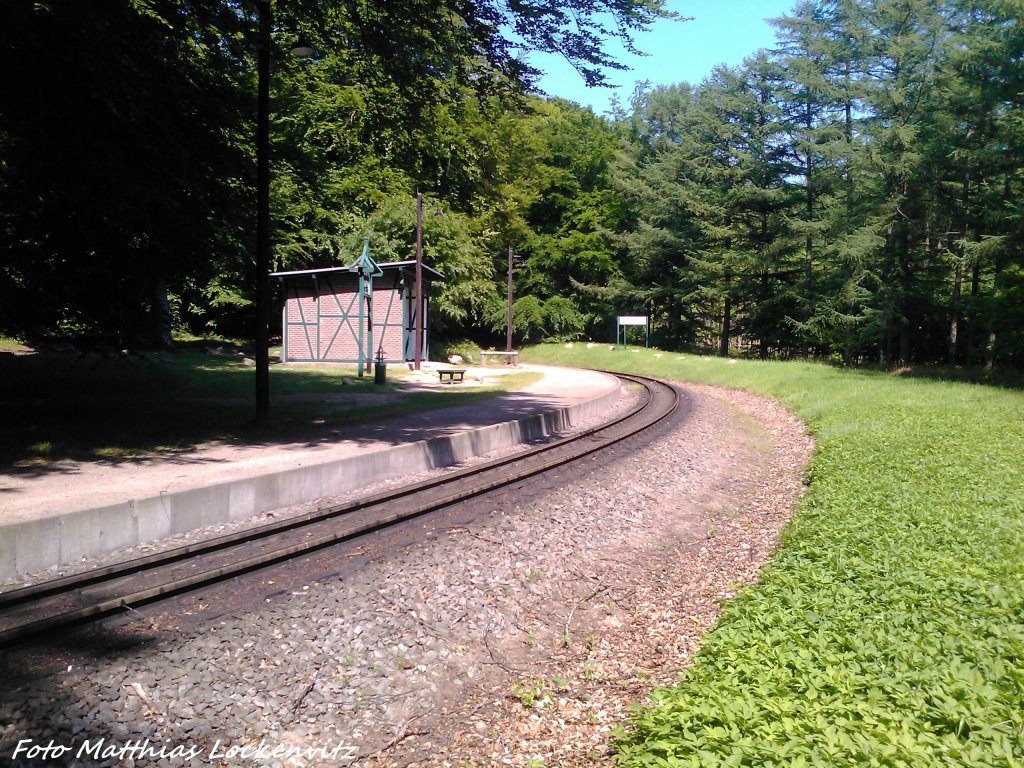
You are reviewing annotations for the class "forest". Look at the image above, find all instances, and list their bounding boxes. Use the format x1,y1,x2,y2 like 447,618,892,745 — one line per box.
2,0,1023,368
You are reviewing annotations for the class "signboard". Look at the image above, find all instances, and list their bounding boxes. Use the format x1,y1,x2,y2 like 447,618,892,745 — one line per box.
615,314,649,348
617,315,648,326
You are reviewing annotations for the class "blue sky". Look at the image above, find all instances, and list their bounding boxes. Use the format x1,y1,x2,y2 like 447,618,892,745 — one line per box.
531,0,798,115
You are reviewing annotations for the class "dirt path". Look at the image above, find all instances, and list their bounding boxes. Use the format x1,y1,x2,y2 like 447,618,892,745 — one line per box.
0,365,610,528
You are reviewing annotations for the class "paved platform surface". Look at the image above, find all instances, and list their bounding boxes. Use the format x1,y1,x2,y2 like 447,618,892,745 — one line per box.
0,364,621,579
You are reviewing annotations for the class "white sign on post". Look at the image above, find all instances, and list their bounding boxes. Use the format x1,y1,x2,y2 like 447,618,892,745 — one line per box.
617,315,647,326
616,315,649,348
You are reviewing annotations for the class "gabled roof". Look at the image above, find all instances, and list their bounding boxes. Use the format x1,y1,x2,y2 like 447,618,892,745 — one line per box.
270,261,444,280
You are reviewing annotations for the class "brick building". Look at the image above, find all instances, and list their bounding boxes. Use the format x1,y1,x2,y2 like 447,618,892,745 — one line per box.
271,261,442,364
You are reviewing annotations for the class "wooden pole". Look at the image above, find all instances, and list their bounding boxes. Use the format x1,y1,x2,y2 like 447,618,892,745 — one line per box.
506,246,514,352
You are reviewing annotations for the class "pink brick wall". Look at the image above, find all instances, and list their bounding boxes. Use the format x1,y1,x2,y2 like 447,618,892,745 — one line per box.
281,270,419,363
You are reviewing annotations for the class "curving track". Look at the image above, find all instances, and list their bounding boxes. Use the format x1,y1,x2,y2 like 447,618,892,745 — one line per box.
0,371,678,647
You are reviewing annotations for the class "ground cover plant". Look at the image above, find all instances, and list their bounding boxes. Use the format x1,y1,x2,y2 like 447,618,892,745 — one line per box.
526,344,1024,767
0,347,538,467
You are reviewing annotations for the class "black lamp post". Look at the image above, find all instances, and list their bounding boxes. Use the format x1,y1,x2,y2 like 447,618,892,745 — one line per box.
255,0,271,425
255,1,313,425
506,248,525,352
414,191,423,370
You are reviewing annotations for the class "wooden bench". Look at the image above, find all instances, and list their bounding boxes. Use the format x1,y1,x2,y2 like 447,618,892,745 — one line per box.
437,368,466,383
480,350,519,366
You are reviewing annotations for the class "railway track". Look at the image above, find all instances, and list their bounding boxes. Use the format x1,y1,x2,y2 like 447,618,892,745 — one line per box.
0,371,679,647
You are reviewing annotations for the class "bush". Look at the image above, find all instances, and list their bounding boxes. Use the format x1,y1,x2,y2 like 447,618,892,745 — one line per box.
430,338,480,364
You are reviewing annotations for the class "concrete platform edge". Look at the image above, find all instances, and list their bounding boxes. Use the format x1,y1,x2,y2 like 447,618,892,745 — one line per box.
0,376,621,580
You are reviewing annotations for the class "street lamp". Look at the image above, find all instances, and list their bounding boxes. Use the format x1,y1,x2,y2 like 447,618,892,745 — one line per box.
254,1,314,425
414,191,423,370
290,33,316,58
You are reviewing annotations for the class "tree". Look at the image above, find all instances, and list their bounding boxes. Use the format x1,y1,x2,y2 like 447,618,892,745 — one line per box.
0,0,672,346
341,193,494,333
772,0,866,359
619,58,801,358
616,82,721,350
939,0,1024,368
0,0,251,345
515,99,629,339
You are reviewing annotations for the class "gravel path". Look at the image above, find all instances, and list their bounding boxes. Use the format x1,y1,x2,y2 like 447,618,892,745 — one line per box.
0,382,812,767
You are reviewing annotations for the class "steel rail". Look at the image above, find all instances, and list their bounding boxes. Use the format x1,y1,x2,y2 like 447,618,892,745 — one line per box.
0,372,678,646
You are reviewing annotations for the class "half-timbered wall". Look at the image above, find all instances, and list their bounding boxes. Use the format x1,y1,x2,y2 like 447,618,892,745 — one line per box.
280,267,428,364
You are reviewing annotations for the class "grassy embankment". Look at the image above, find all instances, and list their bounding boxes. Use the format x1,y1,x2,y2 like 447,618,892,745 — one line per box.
525,344,1024,768
0,348,538,467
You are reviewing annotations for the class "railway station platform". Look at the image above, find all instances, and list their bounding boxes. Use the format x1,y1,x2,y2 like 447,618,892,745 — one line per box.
0,365,621,581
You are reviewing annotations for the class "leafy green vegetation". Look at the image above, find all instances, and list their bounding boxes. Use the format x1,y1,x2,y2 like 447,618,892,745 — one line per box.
617,0,1024,368
6,2,1022,370
512,677,550,709
0,349,539,466
0,337,31,354
525,343,1024,767
0,0,669,347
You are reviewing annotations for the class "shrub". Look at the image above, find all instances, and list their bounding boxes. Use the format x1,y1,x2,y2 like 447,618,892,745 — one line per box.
431,338,480,364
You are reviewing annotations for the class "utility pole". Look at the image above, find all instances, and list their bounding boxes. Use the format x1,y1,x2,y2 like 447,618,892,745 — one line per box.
254,0,271,425
506,246,514,352
414,191,423,370
253,7,314,423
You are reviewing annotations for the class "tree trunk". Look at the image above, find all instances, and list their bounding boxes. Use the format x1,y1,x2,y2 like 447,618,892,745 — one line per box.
760,268,769,360
898,311,911,366
720,294,732,357
948,257,963,368
985,259,1004,371
154,274,174,350
881,223,897,367
966,255,981,366
949,178,971,367
897,212,912,367
802,99,814,359
844,66,854,229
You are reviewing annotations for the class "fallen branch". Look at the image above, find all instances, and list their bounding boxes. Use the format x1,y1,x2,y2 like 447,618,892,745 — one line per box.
482,626,525,676
362,711,431,763
292,671,320,714
563,585,609,645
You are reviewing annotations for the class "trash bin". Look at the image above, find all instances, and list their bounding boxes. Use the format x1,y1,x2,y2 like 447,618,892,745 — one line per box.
374,349,386,384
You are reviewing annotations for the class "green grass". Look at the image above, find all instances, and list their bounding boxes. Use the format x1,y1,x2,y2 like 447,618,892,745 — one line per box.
524,344,1024,768
0,336,31,353
0,349,539,466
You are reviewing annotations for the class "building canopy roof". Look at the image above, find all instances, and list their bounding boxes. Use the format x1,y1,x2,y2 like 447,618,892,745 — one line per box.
270,260,444,281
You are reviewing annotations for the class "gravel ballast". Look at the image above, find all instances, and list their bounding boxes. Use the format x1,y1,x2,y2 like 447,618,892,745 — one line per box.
0,382,812,767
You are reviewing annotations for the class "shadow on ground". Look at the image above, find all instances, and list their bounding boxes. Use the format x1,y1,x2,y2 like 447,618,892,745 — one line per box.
0,350,557,479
